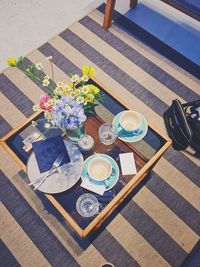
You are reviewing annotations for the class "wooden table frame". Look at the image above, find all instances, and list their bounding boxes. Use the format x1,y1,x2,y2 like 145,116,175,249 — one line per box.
0,78,171,237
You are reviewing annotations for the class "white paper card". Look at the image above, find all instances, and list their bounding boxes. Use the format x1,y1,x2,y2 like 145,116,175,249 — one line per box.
80,176,105,195
119,152,137,175
22,132,44,152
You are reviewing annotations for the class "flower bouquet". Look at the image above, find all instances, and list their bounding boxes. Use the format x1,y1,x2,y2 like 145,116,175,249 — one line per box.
7,57,102,142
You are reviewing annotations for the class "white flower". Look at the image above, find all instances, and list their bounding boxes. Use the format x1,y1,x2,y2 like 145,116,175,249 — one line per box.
82,85,89,94
35,63,43,70
57,81,64,88
33,104,40,111
81,74,89,82
44,99,54,107
67,91,76,98
76,96,84,103
43,79,50,87
67,86,73,92
31,121,38,127
54,86,63,95
70,74,80,83
44,110,53,120
63,84,71,91
44,123,51,128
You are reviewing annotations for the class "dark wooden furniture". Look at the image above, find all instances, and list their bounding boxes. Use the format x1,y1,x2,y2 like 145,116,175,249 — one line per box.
103,0,138,30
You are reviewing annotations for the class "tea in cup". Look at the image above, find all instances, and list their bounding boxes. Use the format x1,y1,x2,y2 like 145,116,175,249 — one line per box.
88,157,112,181
119,111,142,132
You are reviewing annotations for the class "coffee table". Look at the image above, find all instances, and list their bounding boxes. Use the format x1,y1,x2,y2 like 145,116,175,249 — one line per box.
0,78,171,237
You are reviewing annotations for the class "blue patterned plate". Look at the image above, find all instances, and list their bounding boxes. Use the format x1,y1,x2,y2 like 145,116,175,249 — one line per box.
81,154,119,191
113,111,148,142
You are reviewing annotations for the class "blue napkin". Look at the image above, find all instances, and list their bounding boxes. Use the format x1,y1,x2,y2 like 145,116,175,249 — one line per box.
93,191,114,203
32,135,71,173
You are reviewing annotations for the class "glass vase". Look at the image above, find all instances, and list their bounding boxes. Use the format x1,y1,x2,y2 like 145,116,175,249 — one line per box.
63,122,85,143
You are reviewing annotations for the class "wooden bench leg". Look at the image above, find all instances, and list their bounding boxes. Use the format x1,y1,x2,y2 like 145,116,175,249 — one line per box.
130,0,138,8
103,0,116,30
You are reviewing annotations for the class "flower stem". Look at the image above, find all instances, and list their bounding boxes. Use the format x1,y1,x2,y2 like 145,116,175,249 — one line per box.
50,60,54,81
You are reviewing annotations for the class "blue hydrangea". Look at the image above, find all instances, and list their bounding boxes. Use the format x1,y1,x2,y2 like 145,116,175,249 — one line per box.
51,95,86,129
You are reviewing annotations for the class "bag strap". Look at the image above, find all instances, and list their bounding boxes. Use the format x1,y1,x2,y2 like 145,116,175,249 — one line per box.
184,149,200,159
190,108,199,119
182,100,200,108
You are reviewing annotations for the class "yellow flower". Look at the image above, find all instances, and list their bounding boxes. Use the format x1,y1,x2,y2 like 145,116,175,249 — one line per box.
88,84,99,94
44,75,50,80
46,56,53,61
7,57,17,67
85,94,94,103
82,66,95,77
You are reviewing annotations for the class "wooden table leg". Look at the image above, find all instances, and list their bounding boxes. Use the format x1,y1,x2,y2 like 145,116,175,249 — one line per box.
130,0,138,8
103,0,116,30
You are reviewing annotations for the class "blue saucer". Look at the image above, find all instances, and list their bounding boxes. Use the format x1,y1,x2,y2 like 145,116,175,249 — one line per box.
81,154,119,191
113,111,148,142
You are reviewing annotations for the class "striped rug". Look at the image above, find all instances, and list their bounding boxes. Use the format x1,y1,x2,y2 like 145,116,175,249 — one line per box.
0,4,200,267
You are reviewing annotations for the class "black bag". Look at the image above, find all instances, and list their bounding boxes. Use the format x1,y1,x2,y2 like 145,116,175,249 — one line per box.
163,99,200,153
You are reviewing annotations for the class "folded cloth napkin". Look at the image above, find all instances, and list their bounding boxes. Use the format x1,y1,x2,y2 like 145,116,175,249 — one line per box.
32,135,71,173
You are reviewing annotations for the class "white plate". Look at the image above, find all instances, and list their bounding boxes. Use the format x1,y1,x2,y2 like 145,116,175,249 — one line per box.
27,141,84,194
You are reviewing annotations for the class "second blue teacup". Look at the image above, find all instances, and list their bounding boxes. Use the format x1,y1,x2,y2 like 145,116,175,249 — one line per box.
119,110,142,133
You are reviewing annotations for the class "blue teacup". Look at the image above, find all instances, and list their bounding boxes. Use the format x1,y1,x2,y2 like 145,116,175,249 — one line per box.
88,157,112,182
119,110,142,133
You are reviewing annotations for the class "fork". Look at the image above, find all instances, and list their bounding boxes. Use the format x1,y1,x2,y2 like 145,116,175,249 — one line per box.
29,162,68,186
28,168,57,186
33,153,65,190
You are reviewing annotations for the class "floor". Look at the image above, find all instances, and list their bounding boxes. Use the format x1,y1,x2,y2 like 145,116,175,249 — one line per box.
0,1,199,266
0,0,103,72
1,0,199,72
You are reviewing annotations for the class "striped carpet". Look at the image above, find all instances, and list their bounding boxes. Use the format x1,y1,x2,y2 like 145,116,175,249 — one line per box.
0,4,200,267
